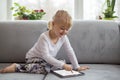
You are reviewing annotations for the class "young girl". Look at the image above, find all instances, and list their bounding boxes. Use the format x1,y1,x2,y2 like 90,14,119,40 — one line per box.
0,10,89,74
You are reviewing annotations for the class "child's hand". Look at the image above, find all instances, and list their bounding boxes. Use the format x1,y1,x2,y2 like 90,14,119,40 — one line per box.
63,64,72,71
77,66,89,71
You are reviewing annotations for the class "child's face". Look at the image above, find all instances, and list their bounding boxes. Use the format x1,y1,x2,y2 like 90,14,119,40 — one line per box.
53,22,71,38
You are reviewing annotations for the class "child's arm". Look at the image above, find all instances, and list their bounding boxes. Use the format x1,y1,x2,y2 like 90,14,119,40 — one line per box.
63,36,89,71
62,35,79,69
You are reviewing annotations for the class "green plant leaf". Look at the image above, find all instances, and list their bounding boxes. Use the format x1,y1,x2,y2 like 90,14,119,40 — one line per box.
13,13,18,16
14,2,20,7
10,7,14,10
11,2,46,20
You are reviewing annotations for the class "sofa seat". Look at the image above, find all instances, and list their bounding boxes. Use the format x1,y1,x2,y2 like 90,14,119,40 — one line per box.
0,63,120,80
0,63,45,80
45,64,120,80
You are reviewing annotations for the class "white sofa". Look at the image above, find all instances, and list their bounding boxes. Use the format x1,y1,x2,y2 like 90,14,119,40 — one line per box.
0,20,120,80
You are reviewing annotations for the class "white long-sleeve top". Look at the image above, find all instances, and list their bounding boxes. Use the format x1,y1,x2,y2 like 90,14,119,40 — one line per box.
26,31,79,69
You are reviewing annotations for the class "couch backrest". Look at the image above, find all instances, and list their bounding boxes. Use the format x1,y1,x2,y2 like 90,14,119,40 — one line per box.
0,20,120,64
0,20,47,63
57,20,120,64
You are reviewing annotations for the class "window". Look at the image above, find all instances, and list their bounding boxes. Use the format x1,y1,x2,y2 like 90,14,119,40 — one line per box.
83,0,105,20
12,0,74,20
83,0,120,20
2,0,120,20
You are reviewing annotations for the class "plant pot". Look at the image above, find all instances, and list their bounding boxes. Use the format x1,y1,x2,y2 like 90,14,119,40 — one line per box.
103,18,116,20
14,16,24,20
14,16,20,20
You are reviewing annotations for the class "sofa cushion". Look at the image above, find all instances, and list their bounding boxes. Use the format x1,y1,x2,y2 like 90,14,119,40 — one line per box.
0,20,120,64
0,63,45,80
45,64,120,80
1,64,120,80
0,20,47,63
57,20,120,64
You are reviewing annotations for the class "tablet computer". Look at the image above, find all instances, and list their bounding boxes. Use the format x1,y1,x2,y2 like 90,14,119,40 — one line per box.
52,70,85,78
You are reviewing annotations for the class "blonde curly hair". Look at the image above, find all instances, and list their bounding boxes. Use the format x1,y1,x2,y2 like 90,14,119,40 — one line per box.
48,10,72,30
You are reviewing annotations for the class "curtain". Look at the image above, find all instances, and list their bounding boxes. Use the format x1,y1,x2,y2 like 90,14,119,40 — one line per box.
116,0,120,20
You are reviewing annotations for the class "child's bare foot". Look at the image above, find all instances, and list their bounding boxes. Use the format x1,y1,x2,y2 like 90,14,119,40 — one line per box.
0,63,16,73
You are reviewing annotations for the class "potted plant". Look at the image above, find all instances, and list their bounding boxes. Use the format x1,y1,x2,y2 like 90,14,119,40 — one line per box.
11,2,46,20
102,0,118,20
